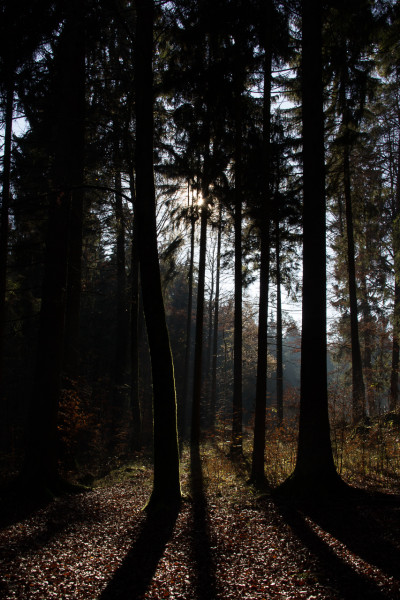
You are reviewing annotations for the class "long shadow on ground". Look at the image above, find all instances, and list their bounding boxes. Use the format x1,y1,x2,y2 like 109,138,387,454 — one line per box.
190,443,217,600
305,491,400,581
99,507,179,600
0,489,99,564
275,491,400,600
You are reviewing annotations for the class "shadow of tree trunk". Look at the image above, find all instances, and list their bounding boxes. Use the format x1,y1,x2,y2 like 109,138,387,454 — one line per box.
190,443,217,600
99,508,179,600
303,493,400,582
275,497,399,600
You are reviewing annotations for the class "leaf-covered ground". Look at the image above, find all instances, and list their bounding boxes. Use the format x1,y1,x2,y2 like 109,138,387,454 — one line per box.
1,445,400,600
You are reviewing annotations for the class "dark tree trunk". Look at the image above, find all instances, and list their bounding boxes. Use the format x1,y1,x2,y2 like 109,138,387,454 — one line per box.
276,216,284,426
135,0,181,510
231,62,243,457
114,160,128,386
181,184,196,441
204,245,215,425
191,189,208,448
22,3,85,489
63,123,85,377
360,261,375,417
390,276,400,412
0,74,13,417
210,201,223,430
390,131,400,412
343,144,366,423
251,25,272,484
280,0,340,496
129,170,142,450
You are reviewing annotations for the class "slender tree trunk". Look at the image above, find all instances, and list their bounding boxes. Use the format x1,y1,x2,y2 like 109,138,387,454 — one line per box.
0,74,14,421
135,0,181,509
64,101,85,377
191,186,208,447
129,170,142,450
22,4,85,488
276,216,283,426
210,201,223,430
181,185,195,441
343,143,366,424
205,250,215,421
390,130,400,412
360,257,375,417
231,57,243,457
251,22,272,483
114,160,128,385
390,277,400,412
281,0,340,495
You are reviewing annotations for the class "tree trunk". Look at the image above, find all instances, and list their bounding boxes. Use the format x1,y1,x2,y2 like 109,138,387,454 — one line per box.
360,257,375,417
205,247,215,420
191,188,208,447
390,130,400,412
0,73,14,433
231,57,243,457
63,122,85,377
343,143,366,424
22,3,85,489
210,201,223,430
280,0,340,496
180,184,195,441
276,215,283,426
129,170,142,450
390,277,400,412
135,0,181,510
251,22,272,483
114,161,128,386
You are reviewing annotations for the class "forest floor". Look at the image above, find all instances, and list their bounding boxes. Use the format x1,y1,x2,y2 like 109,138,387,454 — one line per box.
1,442,400,600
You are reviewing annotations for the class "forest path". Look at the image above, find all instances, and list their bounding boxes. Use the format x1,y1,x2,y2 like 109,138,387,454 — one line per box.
0,443,400,599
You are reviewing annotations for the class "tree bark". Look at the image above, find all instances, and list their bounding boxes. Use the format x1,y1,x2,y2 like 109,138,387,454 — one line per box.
231,49,243,457
22,3,85,488
135,0,181,510
63,70,85,378
390,129,400,412
181,184,195,441
276,215,284,426
191,190,208,447
251,20,272,483
343,143,366,423
0,73,14,421
114,157,128,386
210,201,223,430
129,170,142,450
280,0,341,496
390,276,400,412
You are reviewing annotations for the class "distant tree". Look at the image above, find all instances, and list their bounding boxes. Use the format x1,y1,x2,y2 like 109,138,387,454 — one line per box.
324,0,377,423
210,200,223,429
377,5,400,412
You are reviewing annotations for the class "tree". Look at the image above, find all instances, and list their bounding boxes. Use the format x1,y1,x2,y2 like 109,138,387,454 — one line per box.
21,1,86,490
279,0,342,497
251,4,272,483
135,0,181,510
325,0,377,423
0,0,60,441
210,200,223,428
